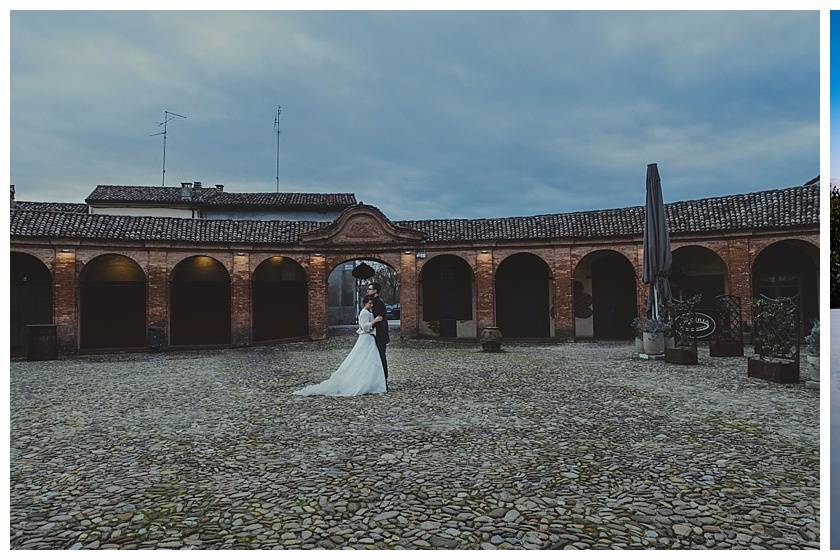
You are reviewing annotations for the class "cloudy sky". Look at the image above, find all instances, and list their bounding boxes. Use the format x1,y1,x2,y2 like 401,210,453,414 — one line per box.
11,11,818,220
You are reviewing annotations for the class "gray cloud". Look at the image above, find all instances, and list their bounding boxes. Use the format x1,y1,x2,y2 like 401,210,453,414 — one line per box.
11,11,818,220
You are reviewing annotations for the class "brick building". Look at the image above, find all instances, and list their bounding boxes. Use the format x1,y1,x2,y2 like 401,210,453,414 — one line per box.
10,179,819,355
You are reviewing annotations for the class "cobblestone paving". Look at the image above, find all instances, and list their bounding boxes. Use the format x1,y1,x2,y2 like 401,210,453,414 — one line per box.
11,340,819,550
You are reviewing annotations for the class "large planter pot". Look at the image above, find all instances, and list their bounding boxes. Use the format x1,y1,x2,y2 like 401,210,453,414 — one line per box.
480,327,503,353
642,332,665,355
665,346,698,365
747,357,799,384
635,336,644,353
709,339,744,357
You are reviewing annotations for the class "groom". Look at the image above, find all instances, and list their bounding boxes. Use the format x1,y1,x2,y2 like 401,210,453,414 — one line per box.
367,282,389,388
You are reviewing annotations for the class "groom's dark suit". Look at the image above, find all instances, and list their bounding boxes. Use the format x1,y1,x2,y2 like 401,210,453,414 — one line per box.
372,295,389,381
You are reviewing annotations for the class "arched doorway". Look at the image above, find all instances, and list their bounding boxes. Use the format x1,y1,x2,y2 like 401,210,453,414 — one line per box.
495,253,551,338
11,252,53,356
79,254,146,349
419,255,475,338
327,259,400,337
671,246,728,315
170,256,231,346
573,250,637,339
252,257,308,341
752,240,818,334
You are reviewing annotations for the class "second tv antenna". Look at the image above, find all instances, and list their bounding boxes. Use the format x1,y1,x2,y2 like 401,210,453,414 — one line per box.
273,106,282,193
150,110,187,186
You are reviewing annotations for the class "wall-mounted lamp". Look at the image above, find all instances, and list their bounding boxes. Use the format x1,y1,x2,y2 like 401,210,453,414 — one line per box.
313,253,324,257
403,250,413,255
59,248,73,253
235,252,246,256
480,250,490,254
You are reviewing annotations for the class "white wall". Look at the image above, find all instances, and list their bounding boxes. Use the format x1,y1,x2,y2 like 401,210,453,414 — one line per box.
89,206,194,218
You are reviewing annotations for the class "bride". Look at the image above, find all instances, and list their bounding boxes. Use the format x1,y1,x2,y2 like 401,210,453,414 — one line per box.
293,295,387,397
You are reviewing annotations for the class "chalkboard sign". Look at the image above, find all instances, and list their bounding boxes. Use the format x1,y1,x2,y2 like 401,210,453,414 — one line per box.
674,312,716,339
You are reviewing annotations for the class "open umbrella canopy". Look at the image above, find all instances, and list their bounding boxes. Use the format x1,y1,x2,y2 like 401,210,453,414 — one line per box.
642,163,673,320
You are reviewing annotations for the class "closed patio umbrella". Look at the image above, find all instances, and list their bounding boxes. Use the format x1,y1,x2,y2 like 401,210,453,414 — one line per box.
642,163,673,321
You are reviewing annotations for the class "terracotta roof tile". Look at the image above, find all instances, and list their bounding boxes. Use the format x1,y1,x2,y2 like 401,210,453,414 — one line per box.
11,183,818,245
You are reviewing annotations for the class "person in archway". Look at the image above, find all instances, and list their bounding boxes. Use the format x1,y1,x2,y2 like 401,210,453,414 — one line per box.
367,282,390,388
293,295,386,396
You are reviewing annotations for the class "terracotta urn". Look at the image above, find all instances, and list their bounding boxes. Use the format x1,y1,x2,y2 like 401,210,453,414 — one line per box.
480,326,503,352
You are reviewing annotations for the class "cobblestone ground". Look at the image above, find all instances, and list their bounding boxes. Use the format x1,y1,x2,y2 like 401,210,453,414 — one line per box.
11,340,819,550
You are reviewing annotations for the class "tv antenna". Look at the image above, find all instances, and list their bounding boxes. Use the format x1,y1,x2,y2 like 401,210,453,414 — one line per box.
273,105,282,193
150,110,187,186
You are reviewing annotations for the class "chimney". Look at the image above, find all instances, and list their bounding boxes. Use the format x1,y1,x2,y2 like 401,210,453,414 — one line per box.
193,181,202,189
181,182,192,200
215,184,224,192
10,184,15,203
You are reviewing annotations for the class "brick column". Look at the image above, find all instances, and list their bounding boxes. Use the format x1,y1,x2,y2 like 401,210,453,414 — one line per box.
475,251,495,332
53,249,77,353
635,247,647,319
147,250,169,347
399,252,418,339
308,254,328,340
554,248,573,339
727,241,753,328
231,253,251,347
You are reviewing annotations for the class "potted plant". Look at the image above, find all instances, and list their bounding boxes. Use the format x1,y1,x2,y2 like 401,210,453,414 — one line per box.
639,317,669,356
664,296,700,365
480,326,503,352
804,320,819,388
747,295,800,384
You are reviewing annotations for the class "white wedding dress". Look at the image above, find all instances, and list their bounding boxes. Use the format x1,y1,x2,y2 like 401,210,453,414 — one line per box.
293,308,387,397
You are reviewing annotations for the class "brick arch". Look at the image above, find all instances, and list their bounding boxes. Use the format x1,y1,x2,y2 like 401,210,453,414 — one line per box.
571,247,640,279
251,255,309,281
671,243,730,276
169,254,232,280
251,256,309,342
78,253,148,281
571,248,639,339
169,255,232,346
78,253,147,350
325,254,401,274
751,236,819,267
750,237,819,335
493,250,554,279
75,249,148,277
494,251,553,338
11,251,56,356
419,253,477,278
11,249,53,279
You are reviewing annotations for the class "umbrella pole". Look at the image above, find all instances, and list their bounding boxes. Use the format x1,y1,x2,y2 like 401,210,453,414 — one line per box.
653,285,659,321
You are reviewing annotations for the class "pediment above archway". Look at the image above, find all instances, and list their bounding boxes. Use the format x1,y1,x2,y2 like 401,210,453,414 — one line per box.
300,204,425,246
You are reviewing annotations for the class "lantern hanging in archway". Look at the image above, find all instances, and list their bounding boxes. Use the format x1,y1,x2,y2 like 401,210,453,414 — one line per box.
352,262,376,280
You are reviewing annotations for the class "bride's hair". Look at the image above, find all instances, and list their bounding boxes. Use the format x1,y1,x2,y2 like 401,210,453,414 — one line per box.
362,295,376,305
